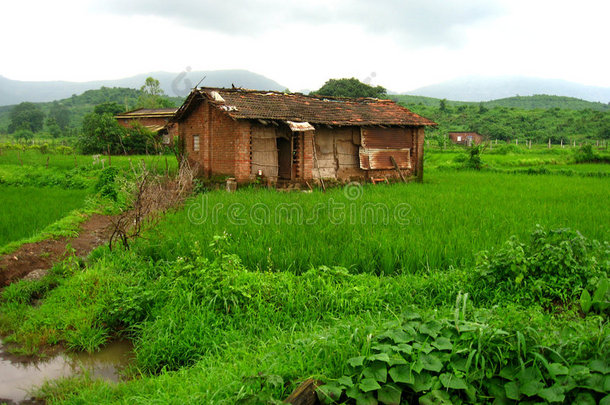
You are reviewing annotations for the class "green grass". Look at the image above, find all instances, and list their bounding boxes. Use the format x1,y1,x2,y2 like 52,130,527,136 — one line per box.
0,149,179,174
0,161,608,404
132,171,610,275
0,185,89,247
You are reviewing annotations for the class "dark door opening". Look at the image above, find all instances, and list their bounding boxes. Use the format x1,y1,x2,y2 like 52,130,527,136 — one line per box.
277,136,292,180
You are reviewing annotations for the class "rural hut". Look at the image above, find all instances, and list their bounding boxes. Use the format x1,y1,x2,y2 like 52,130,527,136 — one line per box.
448,131,485,146
172,88,436,183
115,108,178,146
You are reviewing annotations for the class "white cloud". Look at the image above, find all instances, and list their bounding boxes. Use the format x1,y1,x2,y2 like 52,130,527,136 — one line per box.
0,0,608,91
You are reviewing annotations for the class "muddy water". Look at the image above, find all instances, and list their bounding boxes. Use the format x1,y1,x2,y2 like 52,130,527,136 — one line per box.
0,340,133,403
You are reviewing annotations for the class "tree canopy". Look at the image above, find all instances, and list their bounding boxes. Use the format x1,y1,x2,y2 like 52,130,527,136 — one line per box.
137,77,174,109
314,78,387,99
8,102,45,133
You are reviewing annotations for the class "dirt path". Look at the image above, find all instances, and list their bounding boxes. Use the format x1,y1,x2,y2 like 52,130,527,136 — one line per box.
0,214,115,288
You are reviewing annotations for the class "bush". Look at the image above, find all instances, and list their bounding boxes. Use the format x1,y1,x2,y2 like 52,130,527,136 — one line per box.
475,226,609,307
318,307,610,404
94,166,120,201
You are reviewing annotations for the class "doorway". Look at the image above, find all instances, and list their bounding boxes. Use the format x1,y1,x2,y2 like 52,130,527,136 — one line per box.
277,136,292,180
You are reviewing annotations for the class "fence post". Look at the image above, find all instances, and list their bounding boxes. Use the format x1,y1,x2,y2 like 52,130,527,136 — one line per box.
548,139,551,149
46,156,49,169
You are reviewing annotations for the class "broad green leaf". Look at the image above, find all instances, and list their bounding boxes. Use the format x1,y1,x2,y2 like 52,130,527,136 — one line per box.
389,365,415,384
431,337,453,351
592,277,609,302
368,353,391,364
385,329,416,343
548,363,569,376
420,321,442,338
349,356,366,367
605,375,610,391
337,376,354,387
356,392,379,405
359,378,381,393
418,390,451,405
388,354,408,366
580,289,592,313
317,383,344,402
499,365,518,381
583,373,605,393
573,392,596,405
420,354,443,373
363,362,388,383
520,380,544,397
590,359,610,374
346,385,361,399
413,342,434,354
600,394,610,405
504,381,520,400
373,344,395,354
439,373,468,390
411,372,435,392
378,383,402,405
402,309,422,320
537,384,565,403
395,343,413,355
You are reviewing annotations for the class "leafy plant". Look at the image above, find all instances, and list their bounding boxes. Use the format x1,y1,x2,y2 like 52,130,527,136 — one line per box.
475,226,609,307
317,309,610,404
580,276,610,315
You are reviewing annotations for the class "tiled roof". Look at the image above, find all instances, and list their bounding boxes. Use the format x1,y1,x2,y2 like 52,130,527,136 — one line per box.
174,88,436,127
116,108,177,119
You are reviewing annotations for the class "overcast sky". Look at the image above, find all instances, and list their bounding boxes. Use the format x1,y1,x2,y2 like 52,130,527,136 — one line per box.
1,0,609,93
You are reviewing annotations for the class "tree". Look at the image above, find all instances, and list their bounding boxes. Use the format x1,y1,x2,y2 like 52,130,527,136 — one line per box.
314,78,386,99
94,102,125,115
137,77,174,109
78,112,126,154
439,99,448,112
13,128,34,141
46,117,63,138
48,102,71,130
8,102,45,133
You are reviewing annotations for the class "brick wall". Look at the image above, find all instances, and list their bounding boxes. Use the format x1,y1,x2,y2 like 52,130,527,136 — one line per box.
178,99,251,181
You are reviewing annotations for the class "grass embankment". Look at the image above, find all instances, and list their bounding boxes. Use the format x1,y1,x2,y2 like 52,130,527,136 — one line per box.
0,150,180,252
0,186,89,247
0,169,607,403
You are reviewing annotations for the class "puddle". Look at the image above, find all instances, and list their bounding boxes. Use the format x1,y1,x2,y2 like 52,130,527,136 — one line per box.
0,339,133,403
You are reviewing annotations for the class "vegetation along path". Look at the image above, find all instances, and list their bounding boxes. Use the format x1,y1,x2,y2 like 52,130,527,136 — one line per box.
0,213,114,288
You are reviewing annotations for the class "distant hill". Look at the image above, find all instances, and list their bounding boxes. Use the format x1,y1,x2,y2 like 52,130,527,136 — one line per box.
0,86,182,132
0,70,286,106
407,76,610,104
390,94,610,112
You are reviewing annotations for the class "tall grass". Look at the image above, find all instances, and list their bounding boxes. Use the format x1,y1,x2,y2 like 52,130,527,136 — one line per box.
135,171,610,274
0,185,89,246
0,149,179,174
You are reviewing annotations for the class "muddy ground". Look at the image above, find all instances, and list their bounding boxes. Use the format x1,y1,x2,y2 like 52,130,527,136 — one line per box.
0,214,115,288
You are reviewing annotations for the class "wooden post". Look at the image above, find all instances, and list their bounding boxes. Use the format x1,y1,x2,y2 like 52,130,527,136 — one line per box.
516,139,518,145
18,150,23,166
46,156,49,169
390,156,407,183
561,139,564,148
573,140,576,147
107,144,112,166
548,139,551,149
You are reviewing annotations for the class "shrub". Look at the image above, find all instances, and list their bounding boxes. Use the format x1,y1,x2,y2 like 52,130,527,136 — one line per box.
475,226,609,307
94,166,120,201
318,307,610,404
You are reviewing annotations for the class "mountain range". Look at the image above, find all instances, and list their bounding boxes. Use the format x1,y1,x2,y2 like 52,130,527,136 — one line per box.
1,71,609,107
0,70,286,106
407,76,610,104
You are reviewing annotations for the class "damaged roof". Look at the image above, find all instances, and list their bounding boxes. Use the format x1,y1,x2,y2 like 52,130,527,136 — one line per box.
116,108,177,119
173,88,436,127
